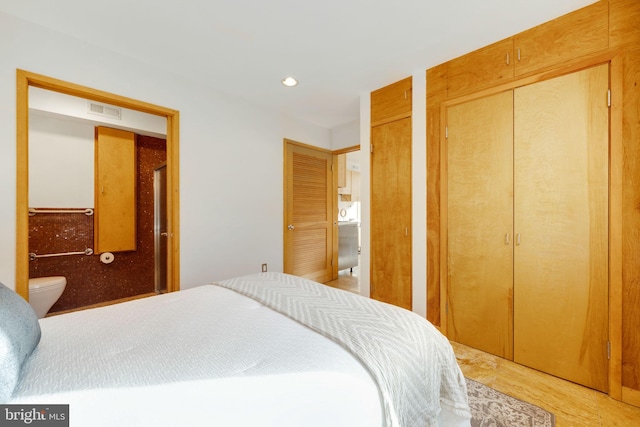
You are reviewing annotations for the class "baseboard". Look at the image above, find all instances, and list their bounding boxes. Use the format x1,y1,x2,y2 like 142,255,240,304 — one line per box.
622,386,640,408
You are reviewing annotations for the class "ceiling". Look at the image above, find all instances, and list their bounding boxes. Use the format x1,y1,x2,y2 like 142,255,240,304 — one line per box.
1,0,595,129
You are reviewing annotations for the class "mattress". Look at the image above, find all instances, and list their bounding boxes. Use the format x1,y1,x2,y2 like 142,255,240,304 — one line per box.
10,285,383,426
9,273,470,426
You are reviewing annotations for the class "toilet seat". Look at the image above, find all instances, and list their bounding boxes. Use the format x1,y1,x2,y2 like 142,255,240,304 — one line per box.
29,276,66,292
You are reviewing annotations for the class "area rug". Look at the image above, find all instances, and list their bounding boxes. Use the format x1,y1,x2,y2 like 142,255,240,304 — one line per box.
466,378,555,427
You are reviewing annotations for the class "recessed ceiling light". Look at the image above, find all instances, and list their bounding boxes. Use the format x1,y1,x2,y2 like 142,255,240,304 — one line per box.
281,76,298,87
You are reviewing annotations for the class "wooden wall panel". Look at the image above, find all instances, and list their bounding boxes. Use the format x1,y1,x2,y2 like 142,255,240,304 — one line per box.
609,0,640,49
426,106,441,326
426,65,447,326
426,64,447,105
621,46,640,393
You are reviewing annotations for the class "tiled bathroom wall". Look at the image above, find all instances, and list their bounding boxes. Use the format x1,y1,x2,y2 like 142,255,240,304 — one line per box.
29,134,167,313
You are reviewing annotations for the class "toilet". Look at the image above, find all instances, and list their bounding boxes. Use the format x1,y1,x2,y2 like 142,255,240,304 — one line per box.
28,276,67,319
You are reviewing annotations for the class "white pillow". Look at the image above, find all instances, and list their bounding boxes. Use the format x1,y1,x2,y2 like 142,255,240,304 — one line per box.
0,282,41,402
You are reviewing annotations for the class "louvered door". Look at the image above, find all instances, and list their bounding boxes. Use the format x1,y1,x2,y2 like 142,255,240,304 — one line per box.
283,141,334,283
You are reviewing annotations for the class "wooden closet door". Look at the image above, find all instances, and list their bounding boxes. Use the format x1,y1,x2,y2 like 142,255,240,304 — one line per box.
513,64,609,391
447,91,514,359
370,117,412,309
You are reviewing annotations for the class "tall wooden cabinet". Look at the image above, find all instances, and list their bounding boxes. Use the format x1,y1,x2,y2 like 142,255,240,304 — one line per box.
427,0,640,404
447,65,610,391
370,77,412,310
94,126,137,253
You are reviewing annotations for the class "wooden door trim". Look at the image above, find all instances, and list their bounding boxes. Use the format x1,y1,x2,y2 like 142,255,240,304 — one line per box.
608,54,624,401
16,69,181,300
331,144,360,280
438,53,623,395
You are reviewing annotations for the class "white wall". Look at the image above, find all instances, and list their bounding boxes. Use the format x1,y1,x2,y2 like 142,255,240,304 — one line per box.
29,112,95,208
0,12,330,290
331,120,359,150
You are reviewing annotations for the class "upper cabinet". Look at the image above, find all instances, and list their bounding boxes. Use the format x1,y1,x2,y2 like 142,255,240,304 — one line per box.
513,1,609,77
371,77,412,125
448,38,514,98
447,1,608,99
94,126,137,253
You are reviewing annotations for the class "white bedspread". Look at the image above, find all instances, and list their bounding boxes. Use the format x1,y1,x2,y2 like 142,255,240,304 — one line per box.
10,285,383,426
217,273,471,427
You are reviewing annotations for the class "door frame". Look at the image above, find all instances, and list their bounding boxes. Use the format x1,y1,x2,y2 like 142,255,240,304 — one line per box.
438,52,623,397
332,145,361,280
16,69,181,300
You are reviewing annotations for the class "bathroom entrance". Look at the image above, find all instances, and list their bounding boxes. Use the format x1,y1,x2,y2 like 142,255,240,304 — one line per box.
16,71,180,312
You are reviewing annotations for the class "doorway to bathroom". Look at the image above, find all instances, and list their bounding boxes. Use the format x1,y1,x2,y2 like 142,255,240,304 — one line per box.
16,70,180,306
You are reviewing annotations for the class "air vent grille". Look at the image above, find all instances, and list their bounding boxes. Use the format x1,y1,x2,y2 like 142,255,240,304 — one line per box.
87,102,122,120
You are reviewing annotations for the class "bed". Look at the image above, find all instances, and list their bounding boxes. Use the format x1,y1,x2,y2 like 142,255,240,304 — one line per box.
1,272,471,426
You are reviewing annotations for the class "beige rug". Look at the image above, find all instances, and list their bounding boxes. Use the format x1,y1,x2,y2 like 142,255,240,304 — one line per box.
466,378,555,427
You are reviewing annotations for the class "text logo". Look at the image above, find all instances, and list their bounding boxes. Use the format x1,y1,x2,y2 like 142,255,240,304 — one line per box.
0,405,68,426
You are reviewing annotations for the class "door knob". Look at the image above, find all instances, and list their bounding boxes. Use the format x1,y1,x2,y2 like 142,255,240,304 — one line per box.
287,224,295,231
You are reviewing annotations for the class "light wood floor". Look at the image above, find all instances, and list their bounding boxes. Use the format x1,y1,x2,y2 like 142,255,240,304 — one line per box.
324,271,640,427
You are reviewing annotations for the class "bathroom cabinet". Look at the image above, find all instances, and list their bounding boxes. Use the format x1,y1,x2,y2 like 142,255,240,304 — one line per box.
94,126,137,253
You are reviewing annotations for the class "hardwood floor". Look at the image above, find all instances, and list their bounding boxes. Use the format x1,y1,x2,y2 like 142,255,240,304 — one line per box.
324,273,640,426
325,265,360,294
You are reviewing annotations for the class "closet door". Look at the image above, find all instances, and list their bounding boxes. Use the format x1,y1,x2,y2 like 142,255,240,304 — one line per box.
447,91,514,359
513,64,609,391
371,117,412,310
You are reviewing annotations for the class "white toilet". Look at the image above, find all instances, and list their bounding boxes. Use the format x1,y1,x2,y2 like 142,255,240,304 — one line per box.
28,276,67,319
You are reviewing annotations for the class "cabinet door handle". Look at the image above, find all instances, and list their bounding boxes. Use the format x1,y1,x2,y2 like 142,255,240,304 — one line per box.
516,233,521,246
287,224,295,231
517,48,521,62
506,52,510,65
505,233,511,245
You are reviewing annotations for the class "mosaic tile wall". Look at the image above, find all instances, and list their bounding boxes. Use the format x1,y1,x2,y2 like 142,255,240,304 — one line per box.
29,134,167,313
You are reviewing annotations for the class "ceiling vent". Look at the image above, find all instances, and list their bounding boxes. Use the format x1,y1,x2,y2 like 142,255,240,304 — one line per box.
87,101,122,120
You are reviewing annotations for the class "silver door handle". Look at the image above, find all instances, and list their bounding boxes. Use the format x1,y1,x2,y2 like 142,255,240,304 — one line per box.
505,233,510,245
287,224,295,231
516,233,521,246
160,232,168,237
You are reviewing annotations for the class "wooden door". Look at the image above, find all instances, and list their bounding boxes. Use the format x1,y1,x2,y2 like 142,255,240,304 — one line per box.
513,64,609,391
370,117,412,309
446,91,515,359
94,126,137,253
283,141,334,283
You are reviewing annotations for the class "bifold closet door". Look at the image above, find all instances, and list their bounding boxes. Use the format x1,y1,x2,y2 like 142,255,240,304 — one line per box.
447,91,514,359
513,64,609,392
